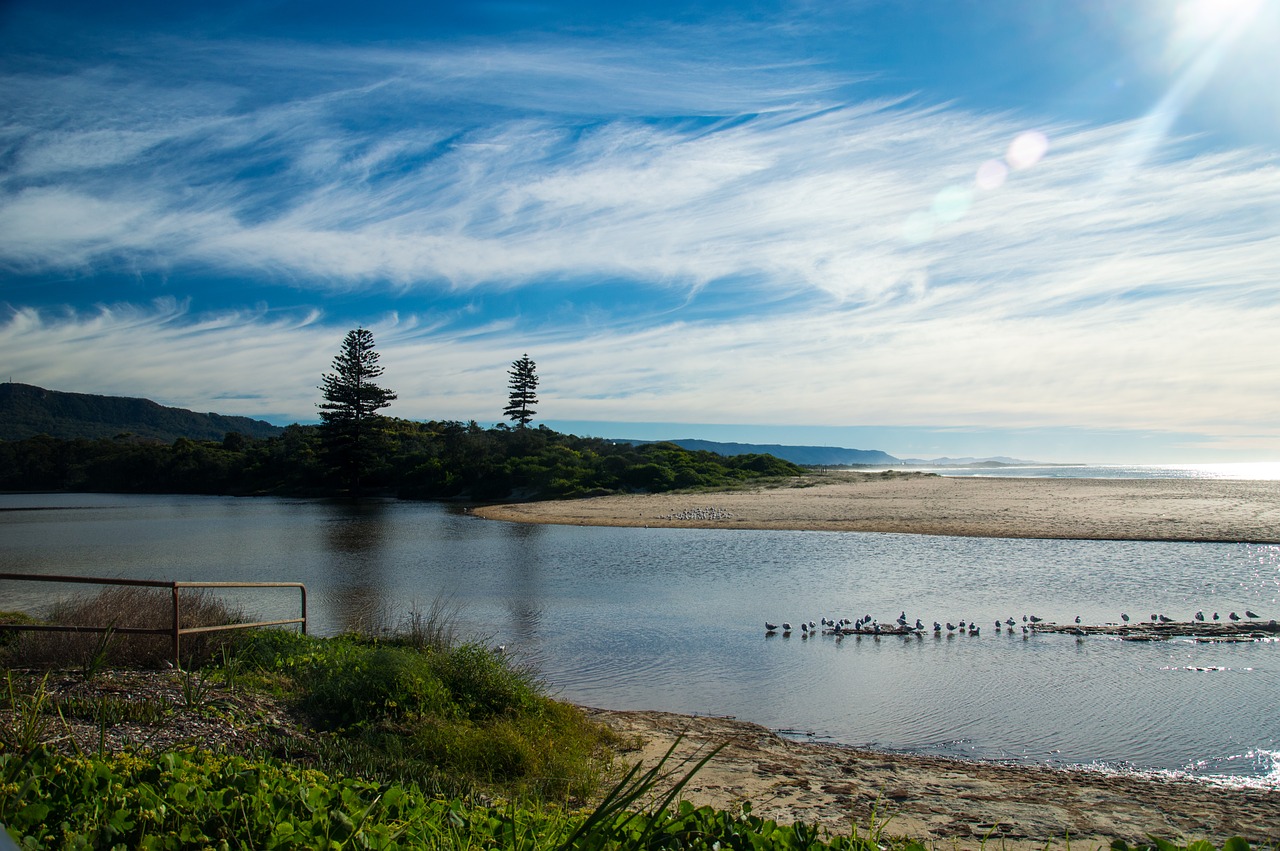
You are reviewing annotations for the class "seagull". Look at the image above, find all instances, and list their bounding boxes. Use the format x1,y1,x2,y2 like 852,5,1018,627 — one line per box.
765,622,778,631
1121,613,1130,622
959,620,967,629
1213,612,1220,620
783,622,792,630
1195,611,1204,621
809,621,816,630
1229,612,1241,621
1246,610,1260,619
933,621,942,632
1158,614,1173,623
1074,616,1081,624
1151,614,1159,622
801,622,809,633
995,620,1001,630
946,622,956,632
1029,615,1043,623
915,618,925,631
1005,617,1016,626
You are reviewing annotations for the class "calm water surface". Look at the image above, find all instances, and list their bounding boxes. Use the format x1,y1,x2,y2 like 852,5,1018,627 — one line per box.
2,492,1277,788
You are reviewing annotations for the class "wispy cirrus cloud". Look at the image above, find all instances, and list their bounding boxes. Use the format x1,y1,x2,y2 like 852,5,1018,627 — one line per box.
1,24,1277,458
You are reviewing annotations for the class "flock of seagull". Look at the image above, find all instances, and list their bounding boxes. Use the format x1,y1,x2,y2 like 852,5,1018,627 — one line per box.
763,608,1267,638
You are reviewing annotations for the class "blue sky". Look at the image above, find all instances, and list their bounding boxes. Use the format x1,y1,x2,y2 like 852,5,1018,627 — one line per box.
1,0,1277,463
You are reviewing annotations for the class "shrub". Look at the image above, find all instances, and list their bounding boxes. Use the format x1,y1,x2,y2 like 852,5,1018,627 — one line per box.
3,587,242,670
432,642,540,719
303,645,453,727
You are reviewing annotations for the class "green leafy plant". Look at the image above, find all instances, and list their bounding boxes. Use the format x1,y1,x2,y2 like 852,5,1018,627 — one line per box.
176,668,214,709
81,622,116,682
1,672,51,754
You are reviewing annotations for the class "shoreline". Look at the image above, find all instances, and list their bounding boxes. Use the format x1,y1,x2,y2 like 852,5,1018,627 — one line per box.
483,474,1280,845
473,473,1280,543
589,706,1280,849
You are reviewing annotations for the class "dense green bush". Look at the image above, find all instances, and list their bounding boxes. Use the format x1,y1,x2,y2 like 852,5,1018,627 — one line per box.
0,422,805,500
235,630,615,798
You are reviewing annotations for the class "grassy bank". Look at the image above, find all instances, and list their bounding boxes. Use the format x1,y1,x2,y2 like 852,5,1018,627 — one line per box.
0,590,1269,850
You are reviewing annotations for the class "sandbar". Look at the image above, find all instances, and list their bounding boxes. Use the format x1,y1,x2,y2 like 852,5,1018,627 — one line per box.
473,473,1280,543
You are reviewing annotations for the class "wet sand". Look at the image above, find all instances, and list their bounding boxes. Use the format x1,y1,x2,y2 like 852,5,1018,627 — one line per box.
591,708,1280,850
474,473,1280,543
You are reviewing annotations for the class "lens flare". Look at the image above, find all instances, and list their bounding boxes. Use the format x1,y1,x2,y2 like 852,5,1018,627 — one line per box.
975,159,1008,190
932,185,972,222
1006,131,1049,170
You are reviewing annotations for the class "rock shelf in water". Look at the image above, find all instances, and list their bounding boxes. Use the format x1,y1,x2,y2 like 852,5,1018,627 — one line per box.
1029,620,1279,641
780,620,1280,640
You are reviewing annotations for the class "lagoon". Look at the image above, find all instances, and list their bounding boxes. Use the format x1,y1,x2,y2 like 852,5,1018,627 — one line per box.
1,492,1277,788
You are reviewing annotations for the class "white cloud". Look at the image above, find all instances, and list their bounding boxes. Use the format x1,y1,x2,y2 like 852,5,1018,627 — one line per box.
1,31,1277,457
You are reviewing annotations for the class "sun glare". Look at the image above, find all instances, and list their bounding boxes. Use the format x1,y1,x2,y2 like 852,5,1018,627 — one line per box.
1176,0,1262,40
1167,0,1264,65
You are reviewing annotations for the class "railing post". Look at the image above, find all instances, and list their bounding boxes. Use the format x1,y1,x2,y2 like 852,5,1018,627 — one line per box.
171,583,181,669
300,585,308,635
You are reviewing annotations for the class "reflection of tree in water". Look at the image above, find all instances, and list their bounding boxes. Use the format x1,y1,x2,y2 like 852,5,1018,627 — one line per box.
323,499,391,635
502,520,545,646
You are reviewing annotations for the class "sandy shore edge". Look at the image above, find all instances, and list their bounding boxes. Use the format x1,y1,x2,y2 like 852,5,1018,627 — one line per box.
480,476,1280,845
473,474,1280,543
589,707,1279,850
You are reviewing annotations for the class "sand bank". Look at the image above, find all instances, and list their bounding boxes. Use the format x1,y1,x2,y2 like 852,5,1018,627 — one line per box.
591,708,1280,850
473,474,1280,543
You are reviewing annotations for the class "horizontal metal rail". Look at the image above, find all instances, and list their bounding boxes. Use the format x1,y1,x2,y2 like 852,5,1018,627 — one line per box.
0,572,306,667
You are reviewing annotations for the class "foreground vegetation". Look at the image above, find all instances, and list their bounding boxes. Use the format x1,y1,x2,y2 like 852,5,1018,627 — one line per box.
0,590,1268,850
0,421,804,500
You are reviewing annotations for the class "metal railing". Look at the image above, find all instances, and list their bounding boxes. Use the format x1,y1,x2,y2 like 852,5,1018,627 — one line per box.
0,572,306,667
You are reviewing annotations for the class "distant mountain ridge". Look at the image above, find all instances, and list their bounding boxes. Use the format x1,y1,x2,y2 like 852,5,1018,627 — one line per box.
0,383,284,442
627,438,900,466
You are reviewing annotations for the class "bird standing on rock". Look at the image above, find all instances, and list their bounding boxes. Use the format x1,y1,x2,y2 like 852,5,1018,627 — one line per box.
1246,610,1260,619
1230,612,1241,621
1195,611,1204,621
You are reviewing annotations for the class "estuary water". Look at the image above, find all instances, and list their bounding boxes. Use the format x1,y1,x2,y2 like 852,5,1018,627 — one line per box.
1,491,1277,788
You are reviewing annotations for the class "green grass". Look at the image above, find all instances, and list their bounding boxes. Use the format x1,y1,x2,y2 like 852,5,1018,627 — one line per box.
233,628,615,801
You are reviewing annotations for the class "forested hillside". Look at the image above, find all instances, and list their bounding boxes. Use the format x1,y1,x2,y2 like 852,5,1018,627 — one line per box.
0,383,283,442
0,419,804,500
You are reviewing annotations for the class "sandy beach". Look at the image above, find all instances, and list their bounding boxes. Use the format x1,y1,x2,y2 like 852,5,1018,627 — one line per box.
473,473,1280,543
591,708,1280,850
479,473,1280,846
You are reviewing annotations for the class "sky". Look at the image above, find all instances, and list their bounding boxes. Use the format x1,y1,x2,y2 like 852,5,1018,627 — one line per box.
1,0,1278,463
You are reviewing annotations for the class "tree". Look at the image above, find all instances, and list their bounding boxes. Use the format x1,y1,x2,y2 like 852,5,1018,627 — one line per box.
503,354,539,427
318,328,397,493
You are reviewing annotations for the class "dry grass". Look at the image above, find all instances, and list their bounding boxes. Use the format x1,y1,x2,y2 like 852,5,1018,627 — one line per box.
3,586,243,670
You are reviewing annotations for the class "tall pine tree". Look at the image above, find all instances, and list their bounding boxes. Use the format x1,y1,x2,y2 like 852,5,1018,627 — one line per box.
318,328,397,493
503,354,539,428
